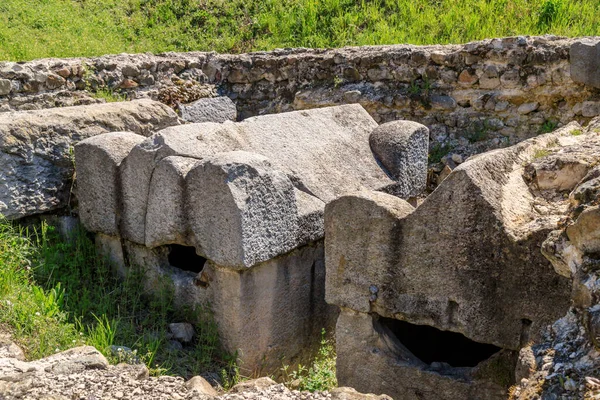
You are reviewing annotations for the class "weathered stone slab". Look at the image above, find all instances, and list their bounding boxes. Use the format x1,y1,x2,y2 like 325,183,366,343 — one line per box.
571,39,600,89
326,125,578,350
0,99,178,219
179,96,237,123
369,120,429,198
75,132,146,236
325,190,415,312
119,122,240,244
145,156,203,248
186,151,299,268
207,241,337,376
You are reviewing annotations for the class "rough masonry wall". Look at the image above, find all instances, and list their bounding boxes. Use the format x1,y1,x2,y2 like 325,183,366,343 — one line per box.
1,35,599,158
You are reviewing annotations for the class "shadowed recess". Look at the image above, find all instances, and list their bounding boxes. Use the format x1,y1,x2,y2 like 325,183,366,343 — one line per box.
379,316,502,367
168,244,206,273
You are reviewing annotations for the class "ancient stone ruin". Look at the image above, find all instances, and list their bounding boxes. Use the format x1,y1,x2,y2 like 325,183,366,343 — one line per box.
73,104,429,375
1,36,600,399
325,123,587,399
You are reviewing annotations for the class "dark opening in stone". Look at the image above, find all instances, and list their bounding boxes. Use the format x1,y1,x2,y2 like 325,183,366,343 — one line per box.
168,245,206,273
379,317,501,367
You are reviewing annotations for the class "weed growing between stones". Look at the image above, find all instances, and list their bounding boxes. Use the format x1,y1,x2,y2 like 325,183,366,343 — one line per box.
282,329,337,392
571,129,584,136
541,120,558,133
91,88,128,103
466,127,489,143
429,142,454,164
0,217,237,381
533,149,551,159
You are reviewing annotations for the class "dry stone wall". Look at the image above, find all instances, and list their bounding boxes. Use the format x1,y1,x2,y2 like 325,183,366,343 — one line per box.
1,36,600,160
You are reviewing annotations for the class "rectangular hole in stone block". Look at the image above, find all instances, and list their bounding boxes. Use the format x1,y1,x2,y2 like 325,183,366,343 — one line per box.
167,244,207,274
378,316,502,368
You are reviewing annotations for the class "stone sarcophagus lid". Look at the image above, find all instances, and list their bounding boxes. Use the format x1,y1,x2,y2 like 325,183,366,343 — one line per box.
325,125,579,399
74,104,429,375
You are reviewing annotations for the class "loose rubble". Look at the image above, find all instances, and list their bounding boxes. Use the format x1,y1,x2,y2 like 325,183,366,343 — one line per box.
509,119,600,400
0,341,389,400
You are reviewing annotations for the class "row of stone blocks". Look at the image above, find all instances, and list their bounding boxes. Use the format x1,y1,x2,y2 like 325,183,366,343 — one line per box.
74,101,575,398
74,103,429,376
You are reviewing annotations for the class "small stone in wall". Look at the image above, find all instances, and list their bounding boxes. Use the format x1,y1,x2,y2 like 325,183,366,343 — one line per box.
46,74,65,90
518,102,540,115
122,64,141,77
55,67,72,78
495,101,510,112
343,90,361,103
500,69,521,88
429,95,456,110
0,79,12,95
120,79,138,89
479,75,501,89
581,101,600,118
179,96,237,123
458,69,478,86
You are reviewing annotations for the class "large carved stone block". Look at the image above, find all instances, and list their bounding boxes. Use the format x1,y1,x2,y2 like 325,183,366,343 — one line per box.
326,125,583,398
571,39,600,89
0,99,178,219
75,132,146,236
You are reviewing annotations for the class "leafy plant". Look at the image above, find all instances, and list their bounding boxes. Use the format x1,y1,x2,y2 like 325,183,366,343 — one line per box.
466,127,489,143
333,75,343,88
540,120,558,133
537,0,563,30
429,142,454,164
282,329,337,392
85,314,118,354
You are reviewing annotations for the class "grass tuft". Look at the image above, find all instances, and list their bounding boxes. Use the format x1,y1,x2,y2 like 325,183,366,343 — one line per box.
429,142,454,164
91,88,128,103
570,129,583,136
533,148,551,159
540,120,558,134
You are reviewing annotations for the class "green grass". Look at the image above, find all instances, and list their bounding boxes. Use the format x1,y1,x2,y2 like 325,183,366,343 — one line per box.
0,0,599,61
0,217,235,380
92,88,128,103
570,129,583,136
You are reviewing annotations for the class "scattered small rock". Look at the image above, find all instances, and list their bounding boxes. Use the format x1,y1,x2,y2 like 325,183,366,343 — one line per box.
168,323,195,343
185,376,218,396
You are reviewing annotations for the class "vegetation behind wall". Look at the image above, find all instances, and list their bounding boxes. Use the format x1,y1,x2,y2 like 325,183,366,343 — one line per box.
0,0,599,61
